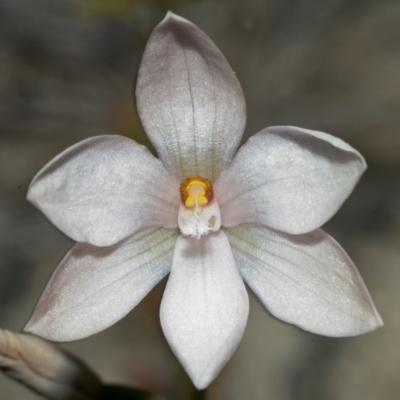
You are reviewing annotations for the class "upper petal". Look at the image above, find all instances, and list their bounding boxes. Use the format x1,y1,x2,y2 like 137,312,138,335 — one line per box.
160,231,249,389
28,135,180,246
226,224,382,336
25,227,178,341
215,126,366,234
136,12,246,181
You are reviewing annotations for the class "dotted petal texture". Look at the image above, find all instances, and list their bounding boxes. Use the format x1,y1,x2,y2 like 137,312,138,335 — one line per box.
215,126,367,234
136,12,246,182
160,231,249,389
226,224,383,337
27,135,180,247
25,228,178,341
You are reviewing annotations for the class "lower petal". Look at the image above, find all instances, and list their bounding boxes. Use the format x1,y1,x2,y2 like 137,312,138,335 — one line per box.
25,228,178,341
160,231,249,389
226,224,382,337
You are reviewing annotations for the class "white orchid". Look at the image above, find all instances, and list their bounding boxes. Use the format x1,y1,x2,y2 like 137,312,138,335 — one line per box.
25,12,382,389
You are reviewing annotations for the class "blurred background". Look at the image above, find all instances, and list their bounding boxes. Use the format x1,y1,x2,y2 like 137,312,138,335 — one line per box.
0,0,399,399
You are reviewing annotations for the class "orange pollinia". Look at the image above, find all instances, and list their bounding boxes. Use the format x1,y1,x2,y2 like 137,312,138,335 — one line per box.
179,176,214,208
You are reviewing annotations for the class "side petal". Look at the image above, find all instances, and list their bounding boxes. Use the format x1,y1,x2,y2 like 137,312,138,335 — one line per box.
25,228,178,341
136,12,246,181
215,126,366,234
226,224,383,337
28,135,180,247
160,231,249,389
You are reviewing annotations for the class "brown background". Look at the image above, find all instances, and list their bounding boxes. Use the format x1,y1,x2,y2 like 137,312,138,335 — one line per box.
1,0,399,399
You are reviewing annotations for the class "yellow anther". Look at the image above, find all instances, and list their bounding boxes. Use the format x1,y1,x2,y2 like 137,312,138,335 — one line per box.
198,194,208,206
185,195,196,208
180,175,214,209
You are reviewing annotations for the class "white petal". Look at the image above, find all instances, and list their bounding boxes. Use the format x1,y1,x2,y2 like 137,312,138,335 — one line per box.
160,231,249,389
136,12,246,181
226,224,383,336
215,126,366,234
25,228,178,341
28,135,180,246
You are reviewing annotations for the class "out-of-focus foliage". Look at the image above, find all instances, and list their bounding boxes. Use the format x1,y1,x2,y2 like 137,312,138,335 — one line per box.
79,0,192,19
80,0,139,19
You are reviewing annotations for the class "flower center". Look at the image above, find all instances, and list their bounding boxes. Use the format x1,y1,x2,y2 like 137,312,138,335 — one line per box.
178,176,221,238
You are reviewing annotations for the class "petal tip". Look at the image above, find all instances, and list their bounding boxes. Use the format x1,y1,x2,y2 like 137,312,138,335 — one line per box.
191,375,212,391
357,311,384,336
374,309,384,328
23,320,41,337
351,307,384,336
23,317,46,337
162,11,188,25
23,318,65,342
26,180,39,205
184,362,221,390
362,291,383,333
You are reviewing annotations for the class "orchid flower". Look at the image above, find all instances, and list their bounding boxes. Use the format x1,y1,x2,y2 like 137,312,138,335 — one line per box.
25,12,382,389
